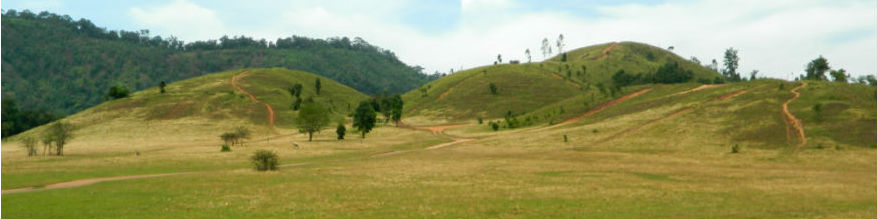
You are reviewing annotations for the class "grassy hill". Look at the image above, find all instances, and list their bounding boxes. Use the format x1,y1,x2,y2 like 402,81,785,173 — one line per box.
12,68,369,141
403,41,721,123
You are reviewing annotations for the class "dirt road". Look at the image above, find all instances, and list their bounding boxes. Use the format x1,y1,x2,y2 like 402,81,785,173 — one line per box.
231,71,276,127
782,82,808,148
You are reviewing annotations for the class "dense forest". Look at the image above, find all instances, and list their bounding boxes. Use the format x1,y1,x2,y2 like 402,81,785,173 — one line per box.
1,10,439,120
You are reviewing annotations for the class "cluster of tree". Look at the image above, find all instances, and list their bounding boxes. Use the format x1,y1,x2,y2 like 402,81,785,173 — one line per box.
2,99,58,138
219,126,251,146
17,121,74,157
368,95,404,125
1,10,438,124
799,56,877,85
536,34,565,60
296,98,330,142
104,85,130,101
610,62,694,88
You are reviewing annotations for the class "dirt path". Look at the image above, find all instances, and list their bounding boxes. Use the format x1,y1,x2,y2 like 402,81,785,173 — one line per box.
782,82,808,148
550,73,582,88
671,84,725,96
596,42,618,60
555,88,652,126
2,172,191,194
372,123,475,158
231,71,276,127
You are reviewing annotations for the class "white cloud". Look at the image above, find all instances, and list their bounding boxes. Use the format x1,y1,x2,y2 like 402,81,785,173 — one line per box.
130,0,226,41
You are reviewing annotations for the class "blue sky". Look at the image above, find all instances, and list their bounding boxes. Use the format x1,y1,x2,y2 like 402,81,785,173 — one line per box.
3,0,876,79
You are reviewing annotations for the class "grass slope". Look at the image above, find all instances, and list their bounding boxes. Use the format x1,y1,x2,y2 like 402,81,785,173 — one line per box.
403,41,720,122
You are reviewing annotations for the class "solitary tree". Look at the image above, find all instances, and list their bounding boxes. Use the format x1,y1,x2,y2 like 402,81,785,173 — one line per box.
315,78,322,95
723,48,740,82
525,49,531,63
234,126,251,146
296,100,330,141
806,56,830,80
336,123,346,140
829,69,848,83
541,38,550,59
104,85,129,101
21,136,37,156
390,95,404,126
750,70,759,81
353,101,377,138
292,97,303,111
289,83,303,98
497,54,502,64
489,83,498,95
251,150,278,171
556,34,565,54
159,81,167,94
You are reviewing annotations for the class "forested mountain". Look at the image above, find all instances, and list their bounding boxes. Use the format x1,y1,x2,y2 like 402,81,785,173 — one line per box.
1,10,438,118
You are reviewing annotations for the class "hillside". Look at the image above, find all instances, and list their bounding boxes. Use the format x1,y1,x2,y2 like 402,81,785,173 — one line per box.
12,68,369,141
0,10,435,118
403,41,721,122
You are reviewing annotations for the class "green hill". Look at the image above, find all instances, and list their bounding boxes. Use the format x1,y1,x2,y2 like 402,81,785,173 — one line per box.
403,41,721,122
1,10,435,118
13,68,369,139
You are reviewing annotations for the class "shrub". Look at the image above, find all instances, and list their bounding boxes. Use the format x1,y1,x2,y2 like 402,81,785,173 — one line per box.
815,144,824,149
336,123,346,140
489,122,499,131
477,117,483,124
563,134,568,142
488,83,498,95
251,150,278,171
220,144,231,152
731,144,740,153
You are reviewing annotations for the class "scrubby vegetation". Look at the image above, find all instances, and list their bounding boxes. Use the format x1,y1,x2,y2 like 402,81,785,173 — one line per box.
251,150,278,171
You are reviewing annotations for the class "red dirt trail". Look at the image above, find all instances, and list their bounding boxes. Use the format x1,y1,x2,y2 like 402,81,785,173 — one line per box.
555,88,652,126
596,42,618,60
782,82,808,148
231,71,275,128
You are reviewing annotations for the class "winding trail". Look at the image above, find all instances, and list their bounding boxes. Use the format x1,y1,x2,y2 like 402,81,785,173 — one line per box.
232,71,276,128
372,123,474,157
671,84,725,97
2,173,191,194
550,73,582,88
782,82,808,148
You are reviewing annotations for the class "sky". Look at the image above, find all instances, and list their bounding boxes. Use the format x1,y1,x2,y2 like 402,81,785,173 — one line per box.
3,0,876,80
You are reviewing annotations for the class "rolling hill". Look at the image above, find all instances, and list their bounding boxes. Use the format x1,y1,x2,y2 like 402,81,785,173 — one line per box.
11,68,369,142
403,41,721,122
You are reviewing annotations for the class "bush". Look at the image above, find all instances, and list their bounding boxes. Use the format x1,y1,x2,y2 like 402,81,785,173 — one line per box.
220,144,231,152
731,144,740,153
477,117,483,124
563,134,568,142
251,150,278,171
488,83,498,95
489,122,499,131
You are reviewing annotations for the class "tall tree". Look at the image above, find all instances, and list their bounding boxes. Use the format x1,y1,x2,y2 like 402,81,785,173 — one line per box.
353,101,377,138
805,56,830,80
390,95,404,126
336,123,346,140
723,48,740,82
556,34,565,54
525,49,531,63
497,54,502,64
296,99,330,141
314,78,322,95
159,81,167,94
541,38,550,59
45,121,74,156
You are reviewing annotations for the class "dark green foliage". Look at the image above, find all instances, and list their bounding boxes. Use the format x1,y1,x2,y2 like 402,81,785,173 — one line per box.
336,123,346,140
220,126,251,146
220,144,231,152
561,53,567,62
504,111,521,129
489,83,498,95
2,10,435,117
723,47,741,82
315,78,322,95
21,137,38,156
159,81,166,94
251,150,278,171
104,85,130,100
731,144,740,153
292,97,303,111
353,101,377,138
829,69,847,83
390,95,403,125
713,77,725,84
611,69,639,87
1,99,58,138
489,121,500,131
288,83,303,98
563,134,568,142
805,56,830,80
296,100,330,141
652,62,693,84
477,117,483,124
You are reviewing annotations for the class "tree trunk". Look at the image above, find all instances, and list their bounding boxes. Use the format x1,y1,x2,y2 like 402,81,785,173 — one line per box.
308,132,313,142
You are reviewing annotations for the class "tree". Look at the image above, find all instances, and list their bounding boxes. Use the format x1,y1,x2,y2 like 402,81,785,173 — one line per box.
296,99,330,141
288,83,303,98
556,34,565,54
710,59,719,73
234,126,251,146
390,95,403,125
159,81,166,94
104,85,129,100
525,49,531,63
829,69,848,83
336,123,346,140
497,54,502,64
612,69,638,87
21,136,38,156
353,101,377,138
749,70,759,81
315,78,322,95
489,83,498,95
723,47,740,82
805,56,830,80
541,38,550,59
45,121,74,156
292,97,303,111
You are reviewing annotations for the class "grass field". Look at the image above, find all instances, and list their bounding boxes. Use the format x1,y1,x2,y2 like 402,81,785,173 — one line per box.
3,63,875,217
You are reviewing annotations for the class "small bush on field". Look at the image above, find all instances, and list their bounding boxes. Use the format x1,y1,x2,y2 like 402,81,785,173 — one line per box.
251,150,278,171
731,144,740,153
221,144,231,152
